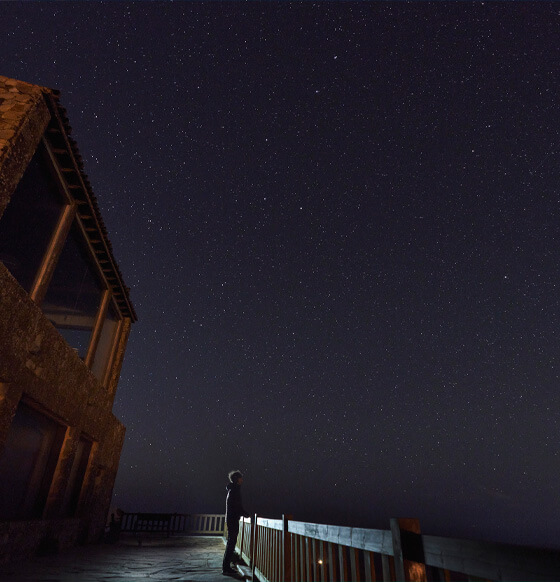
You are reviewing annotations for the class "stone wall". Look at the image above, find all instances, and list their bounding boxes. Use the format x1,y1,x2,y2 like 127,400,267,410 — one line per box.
0,76,50,219
0,261,127,559
0,519,82,565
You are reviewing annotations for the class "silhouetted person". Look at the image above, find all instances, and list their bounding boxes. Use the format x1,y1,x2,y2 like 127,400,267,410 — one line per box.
222,470,249,576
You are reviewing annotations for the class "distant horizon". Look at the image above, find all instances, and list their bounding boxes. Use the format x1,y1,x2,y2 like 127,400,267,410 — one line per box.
112,471,560,549
109,497,560,551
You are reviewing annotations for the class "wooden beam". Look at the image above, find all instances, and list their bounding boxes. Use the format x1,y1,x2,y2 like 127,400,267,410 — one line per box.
84,289,111,368
30,203,76,306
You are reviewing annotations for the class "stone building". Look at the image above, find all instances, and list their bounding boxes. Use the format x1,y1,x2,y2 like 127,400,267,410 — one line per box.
0,75,136,562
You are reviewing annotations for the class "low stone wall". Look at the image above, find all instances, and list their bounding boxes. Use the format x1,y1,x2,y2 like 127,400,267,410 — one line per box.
0,518,83,565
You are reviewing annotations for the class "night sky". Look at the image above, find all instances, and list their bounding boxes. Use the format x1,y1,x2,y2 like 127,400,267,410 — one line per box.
2,1,560,549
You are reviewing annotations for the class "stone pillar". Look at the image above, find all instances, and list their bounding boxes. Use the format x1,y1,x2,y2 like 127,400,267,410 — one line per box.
78,420,125,543
43,426,81,518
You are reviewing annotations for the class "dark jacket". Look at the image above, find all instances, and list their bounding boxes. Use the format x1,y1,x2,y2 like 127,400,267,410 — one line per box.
225,482,249,524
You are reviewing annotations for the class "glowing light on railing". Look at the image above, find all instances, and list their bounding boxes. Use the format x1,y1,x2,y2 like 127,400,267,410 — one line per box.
318,559,323,564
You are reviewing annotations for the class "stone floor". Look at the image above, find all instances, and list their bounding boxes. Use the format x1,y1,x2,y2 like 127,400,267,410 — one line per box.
0,536,240,582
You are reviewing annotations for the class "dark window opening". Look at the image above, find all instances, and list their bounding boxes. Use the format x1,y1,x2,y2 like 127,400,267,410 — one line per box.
41,220,105,358
0,402,66,520
0,145,65,292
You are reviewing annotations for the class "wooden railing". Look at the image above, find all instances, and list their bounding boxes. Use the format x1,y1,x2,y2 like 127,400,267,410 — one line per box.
233,515,560,582
187,513,226,535
120,512,225,536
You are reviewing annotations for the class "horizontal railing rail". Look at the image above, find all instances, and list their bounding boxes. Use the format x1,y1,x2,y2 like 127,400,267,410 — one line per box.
120,512,225,537
232,515,560,582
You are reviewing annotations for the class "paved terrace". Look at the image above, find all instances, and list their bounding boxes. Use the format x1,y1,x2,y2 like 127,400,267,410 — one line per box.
0,536,230,582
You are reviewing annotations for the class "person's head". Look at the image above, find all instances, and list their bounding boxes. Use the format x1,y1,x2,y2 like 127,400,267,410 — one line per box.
228,470,244,485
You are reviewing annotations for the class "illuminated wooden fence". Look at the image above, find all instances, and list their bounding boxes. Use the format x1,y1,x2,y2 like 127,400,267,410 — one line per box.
233,515,560,582
187,513,226,535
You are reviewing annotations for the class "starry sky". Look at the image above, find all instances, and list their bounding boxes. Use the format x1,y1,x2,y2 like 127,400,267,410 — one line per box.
2,1,560,549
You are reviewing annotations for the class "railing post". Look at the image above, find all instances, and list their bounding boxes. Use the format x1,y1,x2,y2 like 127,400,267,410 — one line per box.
239,517,245,558
339,543,349,581
381,553,391,582
251,513,258,576
282,514,292,582
390,518,427,582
